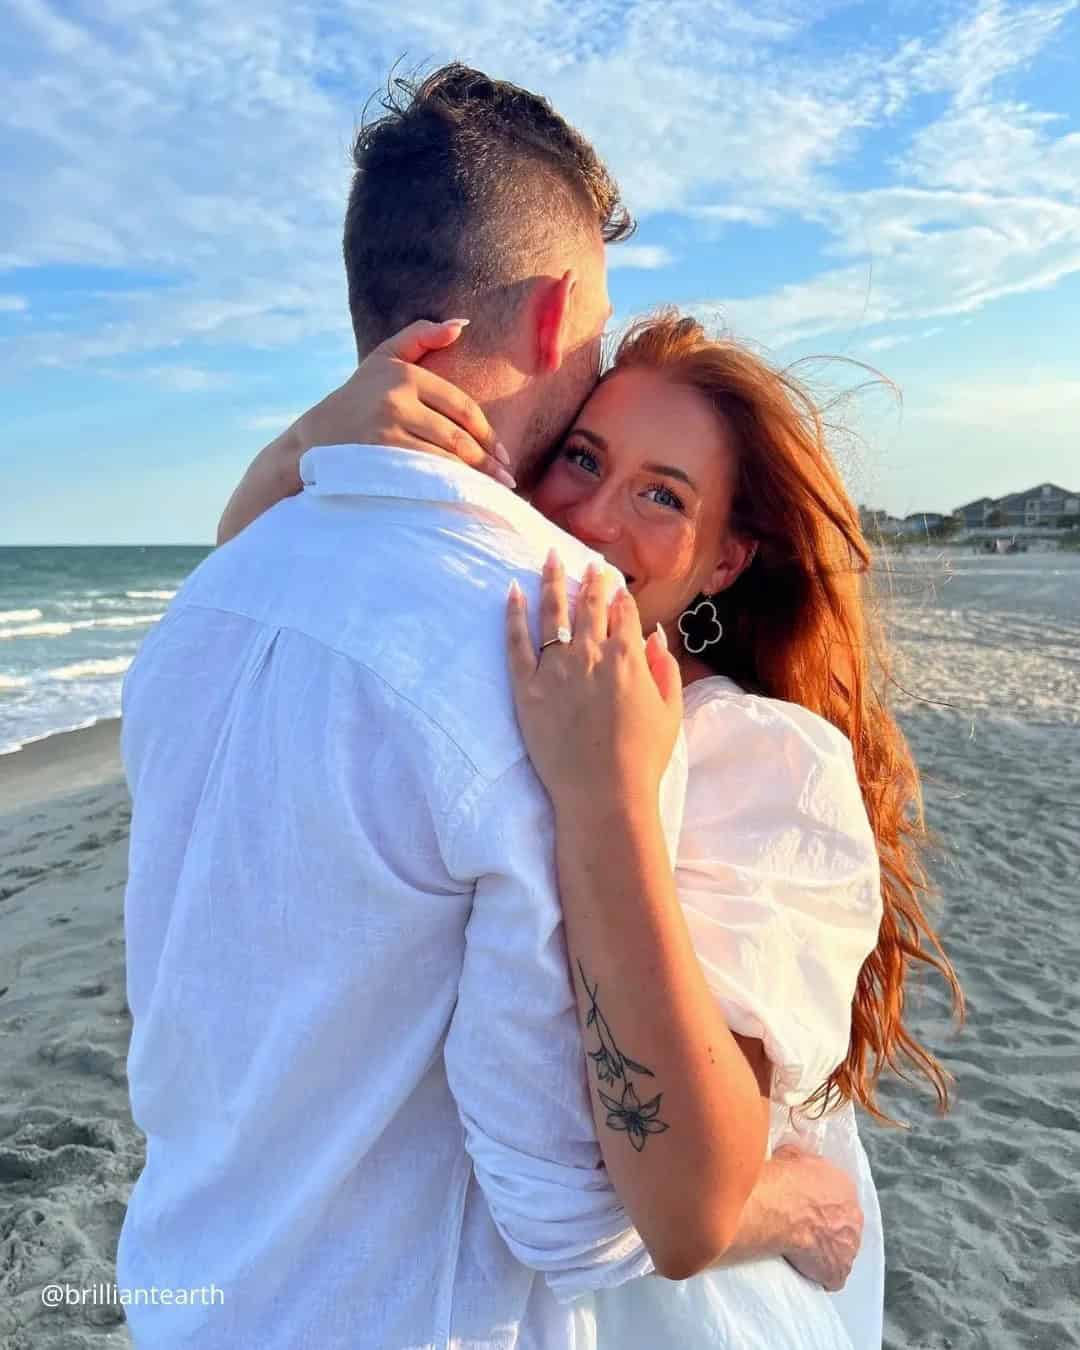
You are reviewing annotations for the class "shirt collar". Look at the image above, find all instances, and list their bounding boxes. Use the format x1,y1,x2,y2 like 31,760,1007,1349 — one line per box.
299,442,610,571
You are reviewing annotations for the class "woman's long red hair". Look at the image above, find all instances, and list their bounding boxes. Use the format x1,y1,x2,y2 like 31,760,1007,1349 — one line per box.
613,311,964,1122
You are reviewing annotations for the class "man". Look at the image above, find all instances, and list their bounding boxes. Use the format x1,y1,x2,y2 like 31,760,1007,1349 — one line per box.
118,65,861,1348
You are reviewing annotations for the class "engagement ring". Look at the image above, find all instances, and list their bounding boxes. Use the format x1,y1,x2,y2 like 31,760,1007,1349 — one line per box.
539,626,572,651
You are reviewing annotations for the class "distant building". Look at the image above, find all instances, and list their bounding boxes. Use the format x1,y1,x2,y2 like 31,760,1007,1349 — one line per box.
953,496,997,529
996,483,1080,528
858,506,952,538
863,485,1079,541
953,484,1080,530
900,511,946,535
858,506,905,536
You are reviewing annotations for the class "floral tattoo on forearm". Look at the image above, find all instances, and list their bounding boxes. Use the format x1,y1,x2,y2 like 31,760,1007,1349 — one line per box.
578,959,670,1152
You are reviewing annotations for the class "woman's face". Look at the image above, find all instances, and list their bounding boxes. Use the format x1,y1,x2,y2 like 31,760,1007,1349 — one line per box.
530,366,753,638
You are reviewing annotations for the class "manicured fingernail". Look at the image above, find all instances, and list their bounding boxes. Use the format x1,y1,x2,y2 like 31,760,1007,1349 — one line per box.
495,466,517,490
545,548,562,574
445,317,470,328
583,562,598,583
509,578,523,604
494,441,511,467
654,623,668,651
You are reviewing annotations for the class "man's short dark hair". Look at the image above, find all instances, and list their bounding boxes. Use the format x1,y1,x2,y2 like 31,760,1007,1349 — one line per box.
343,63,633,356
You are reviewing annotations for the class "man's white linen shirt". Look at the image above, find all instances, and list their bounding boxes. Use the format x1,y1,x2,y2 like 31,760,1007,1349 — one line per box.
117,444,688,1350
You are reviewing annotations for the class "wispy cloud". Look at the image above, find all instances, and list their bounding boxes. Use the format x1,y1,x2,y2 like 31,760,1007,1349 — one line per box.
686,205,774,228
687,0,1080,349
607,245,675,270
241,411,301,431
863,326,945,353
0,295,28,312
145,365,233,393
892,0,1079,110
863,334,908,353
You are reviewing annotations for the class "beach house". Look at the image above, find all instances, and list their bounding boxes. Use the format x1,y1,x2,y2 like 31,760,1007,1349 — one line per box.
952,484,1080,530
995,483,1080,528
900,511,946,535
953,496,998,529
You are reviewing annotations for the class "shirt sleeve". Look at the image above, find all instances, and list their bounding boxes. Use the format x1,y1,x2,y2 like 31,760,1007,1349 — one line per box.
676,690,883,1108
442,747,684,1304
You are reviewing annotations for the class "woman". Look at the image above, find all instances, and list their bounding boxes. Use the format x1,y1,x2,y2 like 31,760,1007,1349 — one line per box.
220,312,962,1348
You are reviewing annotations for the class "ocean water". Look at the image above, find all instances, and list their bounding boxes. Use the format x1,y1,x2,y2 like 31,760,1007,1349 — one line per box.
0,546,211,754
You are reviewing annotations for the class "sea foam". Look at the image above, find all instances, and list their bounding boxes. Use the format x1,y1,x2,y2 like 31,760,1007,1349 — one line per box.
0,614,164,640
46,657,134,682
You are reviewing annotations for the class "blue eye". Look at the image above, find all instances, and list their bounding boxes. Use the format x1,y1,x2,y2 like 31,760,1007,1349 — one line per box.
564,444,600,474
644,483,685,512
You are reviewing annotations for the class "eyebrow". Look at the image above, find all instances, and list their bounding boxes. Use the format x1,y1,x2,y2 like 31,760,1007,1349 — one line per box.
570,426,700,492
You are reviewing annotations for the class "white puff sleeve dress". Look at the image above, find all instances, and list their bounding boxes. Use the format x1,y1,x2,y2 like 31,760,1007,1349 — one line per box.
578,676,886,1350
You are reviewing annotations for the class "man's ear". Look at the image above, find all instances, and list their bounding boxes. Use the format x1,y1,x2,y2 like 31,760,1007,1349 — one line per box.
534,270,577,374
707,536,757,595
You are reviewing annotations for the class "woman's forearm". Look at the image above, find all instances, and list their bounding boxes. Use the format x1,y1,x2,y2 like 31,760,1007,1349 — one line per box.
217,425,306,546
553,796,768,1281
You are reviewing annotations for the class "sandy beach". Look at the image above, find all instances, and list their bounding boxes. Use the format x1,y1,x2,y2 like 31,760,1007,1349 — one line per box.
1,553,1077,1349
0,720,138,1349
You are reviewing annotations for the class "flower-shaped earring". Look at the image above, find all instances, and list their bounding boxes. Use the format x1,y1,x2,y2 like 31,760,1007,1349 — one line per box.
677,597,723,655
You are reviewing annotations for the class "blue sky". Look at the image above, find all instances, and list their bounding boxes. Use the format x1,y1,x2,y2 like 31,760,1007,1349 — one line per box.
3,0,1079,544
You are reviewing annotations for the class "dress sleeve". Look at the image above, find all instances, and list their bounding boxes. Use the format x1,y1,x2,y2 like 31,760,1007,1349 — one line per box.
676,690,883,1107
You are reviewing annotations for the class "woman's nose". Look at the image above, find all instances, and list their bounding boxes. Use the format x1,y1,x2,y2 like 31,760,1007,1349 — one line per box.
565,491,622,544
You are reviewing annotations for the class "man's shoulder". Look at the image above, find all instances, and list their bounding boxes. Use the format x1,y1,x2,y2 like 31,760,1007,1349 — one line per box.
165,496,558,783
297,443,604,581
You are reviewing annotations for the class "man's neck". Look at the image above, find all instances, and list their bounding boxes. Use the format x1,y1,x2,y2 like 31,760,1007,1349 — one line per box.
422,348,536,479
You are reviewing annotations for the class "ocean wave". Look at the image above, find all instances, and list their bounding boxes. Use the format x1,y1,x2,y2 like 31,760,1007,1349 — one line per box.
0,714,105,758
0,621,74,639
46,656,133,682
0,608,43,623
81,612,165,630
126,589,177,600
0,613,163,640
62,597,131,610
